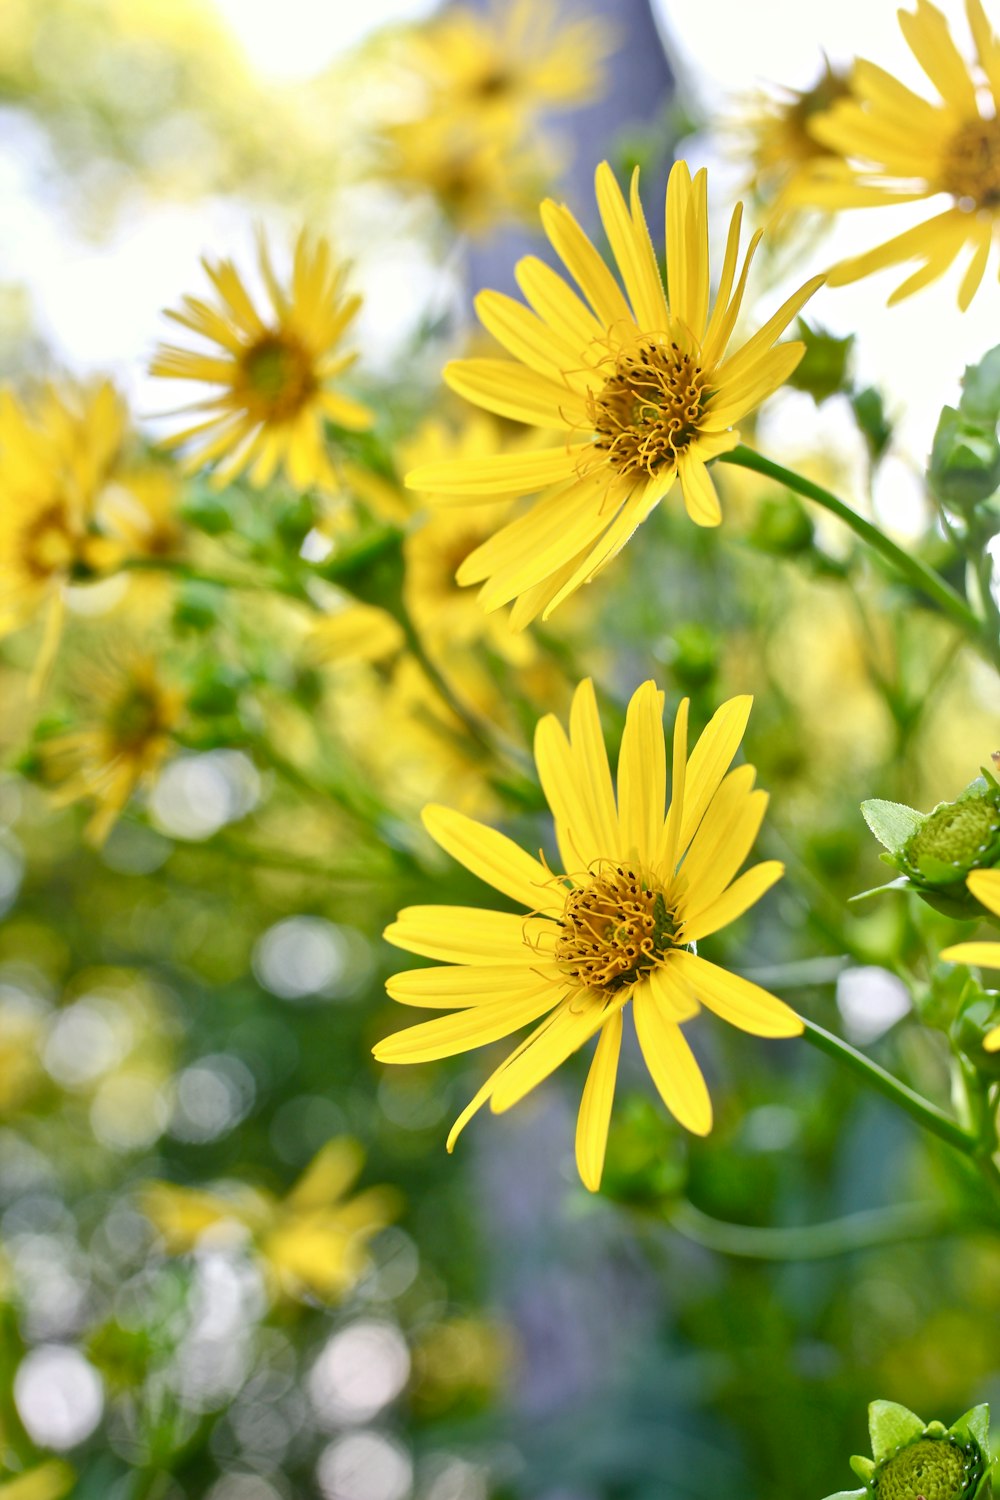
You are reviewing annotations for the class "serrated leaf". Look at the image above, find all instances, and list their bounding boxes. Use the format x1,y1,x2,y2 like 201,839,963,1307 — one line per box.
868,1400,925,1462
861,800,925,854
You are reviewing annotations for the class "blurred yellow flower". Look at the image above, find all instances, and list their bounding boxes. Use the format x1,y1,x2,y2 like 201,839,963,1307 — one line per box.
376,680,801,1192
406,0,612,127
795,0,1000,307
0,1462,75,1500
941,868,1000,1049
41,650,184,845
406,161,822,624
379,117,547,234
737,60,853,223
0,382,125,678
142,1138,398,1303
152,229,373,491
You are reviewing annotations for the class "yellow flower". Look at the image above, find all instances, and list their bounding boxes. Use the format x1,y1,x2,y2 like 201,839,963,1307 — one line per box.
142,1138,398,1303
797,0,1000,307
0,382,125,673
378,116,547,234
42,650,183,845
941,867,1000,1050
403,0,611,127
738,60,853,222
152,229,373,491
375,680,802,1192
405,161,822,625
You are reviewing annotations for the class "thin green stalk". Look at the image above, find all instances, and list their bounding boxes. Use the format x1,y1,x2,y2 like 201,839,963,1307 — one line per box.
718,447,993,662
119,555,307,600
664,1198,967,1260
800,1017,978,1157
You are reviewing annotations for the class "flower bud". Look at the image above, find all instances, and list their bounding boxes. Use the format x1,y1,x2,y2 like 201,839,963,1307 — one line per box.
928,406,1000,510
823,1402,994,1500
900,785,1000,889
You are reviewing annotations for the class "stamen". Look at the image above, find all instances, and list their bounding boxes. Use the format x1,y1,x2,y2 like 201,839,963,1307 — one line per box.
555,864,679,993
587,338,709,477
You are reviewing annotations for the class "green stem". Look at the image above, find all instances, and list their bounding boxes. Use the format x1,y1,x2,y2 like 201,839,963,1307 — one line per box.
119,555,309,602
719,447,991,660
801,1017,978,1157
664,1198,966,1260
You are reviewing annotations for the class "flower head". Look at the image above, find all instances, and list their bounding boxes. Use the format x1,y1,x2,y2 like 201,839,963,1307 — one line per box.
141,1138,398,1304
0,382,125,657
41,649,183,844
152,229,373,491
375,680,802,1192
795,0,1000,307
737,59,853,223
823,1399,994,1500
942,867,1000,1051
405,161,822,625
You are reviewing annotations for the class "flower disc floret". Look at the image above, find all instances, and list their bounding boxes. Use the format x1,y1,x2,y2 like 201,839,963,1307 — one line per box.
556,865,679,992
589,341,709,475
874,1437,974,1500
902,792,1000,887
942,115,1000,207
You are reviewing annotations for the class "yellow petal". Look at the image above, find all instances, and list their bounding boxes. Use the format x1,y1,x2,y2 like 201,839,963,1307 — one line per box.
540,196,634,330
680,765,764,903
617,679,666,863
406,444,582,497
373,985,562,1063
444,359,583,428
672,951,802,1037
489,993,615,1113
575,1010,623,1191
633,983,712,1134
676,696,753,854
384,905,553,964
647,960,700,1021
984,1022,1000,1052
475,289,591,388
422,804,563,912
940,941,1000,968
657,696,690,875
968,868,1000,915
899,0,978,113
515,255,606,350
681,860,784,944
386,963,564,1007
677,455,722,527
594,163,667,330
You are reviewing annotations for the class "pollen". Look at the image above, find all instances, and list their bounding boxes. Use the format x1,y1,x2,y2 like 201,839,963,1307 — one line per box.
941,115,1000,209
589,339,708,477
555,864,678,992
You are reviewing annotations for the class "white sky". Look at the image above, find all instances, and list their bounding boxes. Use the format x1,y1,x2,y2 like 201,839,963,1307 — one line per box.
3,0,999,527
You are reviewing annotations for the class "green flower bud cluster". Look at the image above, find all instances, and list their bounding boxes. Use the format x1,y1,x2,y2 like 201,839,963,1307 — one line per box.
928,343,1000,511
859,775,1000,918
822,1401,994,1500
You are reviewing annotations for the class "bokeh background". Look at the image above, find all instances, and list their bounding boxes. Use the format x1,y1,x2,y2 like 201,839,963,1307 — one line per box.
2,2,1000,1499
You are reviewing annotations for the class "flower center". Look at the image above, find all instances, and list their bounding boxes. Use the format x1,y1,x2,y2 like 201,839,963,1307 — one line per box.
21,503,78,580
239,333,317,422
555,865,678,993
107,682,173,754
874,1438,971,1500
902,792,1000,887
589,340,708,476
941,116,1000,207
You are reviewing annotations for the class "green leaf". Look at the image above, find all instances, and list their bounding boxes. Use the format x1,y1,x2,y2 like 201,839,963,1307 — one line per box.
861,800,925,853
868,1400,925,1463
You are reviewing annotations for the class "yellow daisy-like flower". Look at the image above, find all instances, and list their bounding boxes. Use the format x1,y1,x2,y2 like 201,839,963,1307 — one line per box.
0,381,124,684
404,0,612,127
941,867,1000,1050
42,650,183,845
405,161,823,626
375,680,802,1192
152,229,373,491
738,60,853,223
142,1138,398,1303
797,0,1000,307
378,116,547,235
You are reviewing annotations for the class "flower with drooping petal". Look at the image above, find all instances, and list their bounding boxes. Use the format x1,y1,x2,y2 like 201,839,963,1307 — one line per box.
375,680,802,1192
405,160,823,626
152,229,373,491
792,0,1000,308
941,867,1000,1050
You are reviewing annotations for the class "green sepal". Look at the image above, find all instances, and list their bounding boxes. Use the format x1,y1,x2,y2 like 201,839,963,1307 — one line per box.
958,343,1000,423
861,799,924,854
821,1491,867,1500
868,1400,926,1463
850,1454,877,1481
950,1404,990,1451
848,875,911,904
